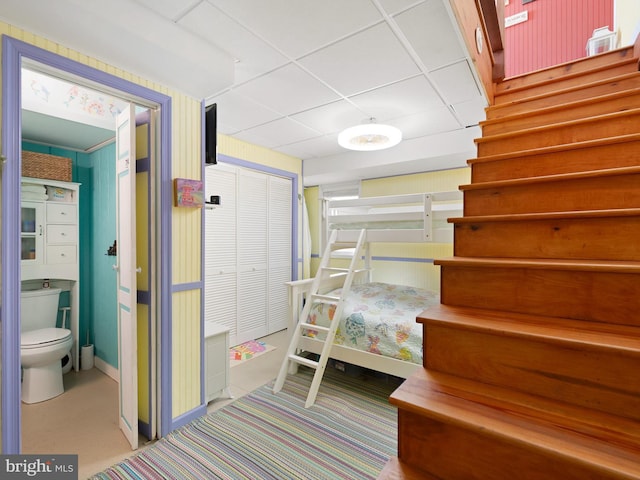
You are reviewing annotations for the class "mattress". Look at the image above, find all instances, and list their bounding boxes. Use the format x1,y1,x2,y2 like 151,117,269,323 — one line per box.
304,282,439,365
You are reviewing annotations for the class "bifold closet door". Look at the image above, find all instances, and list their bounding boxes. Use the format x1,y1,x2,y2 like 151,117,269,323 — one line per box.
204,167,238,342
268,175,292,334
237,169,269,344
205,164,292,346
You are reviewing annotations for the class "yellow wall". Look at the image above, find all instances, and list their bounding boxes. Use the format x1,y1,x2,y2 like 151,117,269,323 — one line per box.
615,0,640,46
218,134,301,175
306,167,470,291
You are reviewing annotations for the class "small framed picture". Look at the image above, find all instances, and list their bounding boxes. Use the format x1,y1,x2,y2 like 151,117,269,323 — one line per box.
174,178,204,208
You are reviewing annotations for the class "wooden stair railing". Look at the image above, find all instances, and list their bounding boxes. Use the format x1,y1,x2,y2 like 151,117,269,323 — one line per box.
379,40,640,480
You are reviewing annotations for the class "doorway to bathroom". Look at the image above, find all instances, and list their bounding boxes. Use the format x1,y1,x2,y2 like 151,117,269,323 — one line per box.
19,66,153,452
1,37,172,454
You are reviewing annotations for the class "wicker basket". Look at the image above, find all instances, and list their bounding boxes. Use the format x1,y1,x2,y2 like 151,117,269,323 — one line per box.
22,151,72,182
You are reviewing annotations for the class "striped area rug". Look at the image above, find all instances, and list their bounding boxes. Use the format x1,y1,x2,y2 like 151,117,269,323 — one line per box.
91,368,400,479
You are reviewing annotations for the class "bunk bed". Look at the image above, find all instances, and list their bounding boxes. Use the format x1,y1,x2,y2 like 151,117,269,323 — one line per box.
285,191,462,379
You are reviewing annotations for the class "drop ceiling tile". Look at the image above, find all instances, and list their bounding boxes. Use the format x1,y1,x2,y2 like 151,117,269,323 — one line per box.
277,135,342,160
232,63,339,116
452,96,488,128
349,75,445,121
393,106,461,140
299,23,420,97
379,0,427,15
290,100,368,135
394,0,465,71
180,2,288,85
133,0,200,21
430,60,481,104
211,91,282,134
238,117,322,149
208,0,383,58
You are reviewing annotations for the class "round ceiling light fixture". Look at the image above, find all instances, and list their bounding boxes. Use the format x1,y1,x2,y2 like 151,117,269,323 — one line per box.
338,118,402,151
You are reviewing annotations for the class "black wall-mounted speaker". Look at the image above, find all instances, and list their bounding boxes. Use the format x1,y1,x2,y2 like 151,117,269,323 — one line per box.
205,103,217,165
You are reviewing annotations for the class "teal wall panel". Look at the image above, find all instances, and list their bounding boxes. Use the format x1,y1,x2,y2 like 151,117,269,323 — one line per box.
23,141,118,368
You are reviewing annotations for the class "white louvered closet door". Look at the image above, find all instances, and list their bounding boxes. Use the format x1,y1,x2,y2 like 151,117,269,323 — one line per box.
204,164,292,347
268,176,292,333
237,169,269,344
204,167,238,340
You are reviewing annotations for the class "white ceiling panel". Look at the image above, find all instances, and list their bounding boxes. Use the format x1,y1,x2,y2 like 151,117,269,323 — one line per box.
299,22,420,97
290,100,369,136
232,63,340,116
180,2,288,86
237,117,321,149
208,0,384,58
430,60,482,104
393,107,461,140
277,135,343,160
133,0,200,21
349,75,446,122
394,0,466,71
379,0,428,16
213,91,282,134
452,97,489,128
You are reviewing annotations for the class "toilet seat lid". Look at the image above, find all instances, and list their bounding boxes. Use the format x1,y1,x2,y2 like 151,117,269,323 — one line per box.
21,328,71,347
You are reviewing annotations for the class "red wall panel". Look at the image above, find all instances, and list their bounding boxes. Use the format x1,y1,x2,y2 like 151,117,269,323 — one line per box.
504,0,614,77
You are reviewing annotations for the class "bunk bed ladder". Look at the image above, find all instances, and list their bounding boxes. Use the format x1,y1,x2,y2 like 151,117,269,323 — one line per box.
273,228,368,408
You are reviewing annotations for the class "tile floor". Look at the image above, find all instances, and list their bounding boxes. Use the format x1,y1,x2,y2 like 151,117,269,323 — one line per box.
21,329,290,479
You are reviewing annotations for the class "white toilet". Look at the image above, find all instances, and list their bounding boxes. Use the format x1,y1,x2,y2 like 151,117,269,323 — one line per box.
21,287,73,404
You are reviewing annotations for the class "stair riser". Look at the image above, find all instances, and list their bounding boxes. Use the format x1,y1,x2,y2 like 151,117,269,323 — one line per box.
477,112,640,157
482,93,640,136
397,411,620,480
471,139,640,182
487,74,640,120
453,216,640,261
495,48,636,98
439,266,640,327
495,63,638,104
424,323,640,420
464,173,640,216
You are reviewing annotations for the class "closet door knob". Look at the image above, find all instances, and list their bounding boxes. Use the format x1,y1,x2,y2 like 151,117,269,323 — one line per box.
112,264,119,272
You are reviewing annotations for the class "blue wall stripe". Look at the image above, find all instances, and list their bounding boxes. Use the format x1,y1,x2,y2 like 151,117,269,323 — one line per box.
172,282,201,293
309,253,435,264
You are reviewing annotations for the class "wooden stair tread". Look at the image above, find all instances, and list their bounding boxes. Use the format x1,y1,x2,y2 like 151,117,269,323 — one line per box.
468,133,640,166
450,208,640,224
459,165,640,191
417,304,640,352
434,256,640,273
390,369,640,477
495,48,638,95
491,71,640,109
475,108,640,145
377,457,442,480
481,88,640,128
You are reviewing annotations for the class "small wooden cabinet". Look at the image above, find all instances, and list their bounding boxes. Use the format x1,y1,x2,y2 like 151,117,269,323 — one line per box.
204,322,231,403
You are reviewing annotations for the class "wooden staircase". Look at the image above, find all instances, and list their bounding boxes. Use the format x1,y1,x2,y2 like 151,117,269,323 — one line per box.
379,43,640,479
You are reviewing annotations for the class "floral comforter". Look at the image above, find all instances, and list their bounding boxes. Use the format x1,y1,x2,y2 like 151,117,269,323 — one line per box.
304,282,439,365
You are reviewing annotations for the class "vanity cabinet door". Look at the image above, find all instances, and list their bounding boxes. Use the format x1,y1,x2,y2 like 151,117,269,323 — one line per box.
21,201,44,264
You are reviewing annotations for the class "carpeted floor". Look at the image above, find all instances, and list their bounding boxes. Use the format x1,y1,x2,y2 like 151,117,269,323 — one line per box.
91,367,400,480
